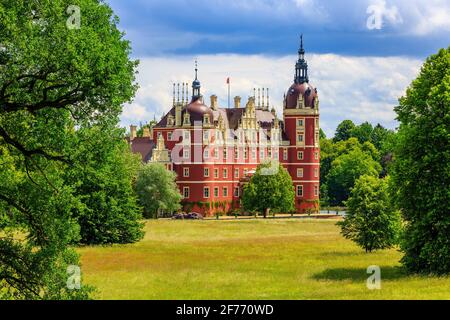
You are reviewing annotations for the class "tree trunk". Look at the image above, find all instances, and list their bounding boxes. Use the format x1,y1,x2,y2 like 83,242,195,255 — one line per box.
264,208,270,219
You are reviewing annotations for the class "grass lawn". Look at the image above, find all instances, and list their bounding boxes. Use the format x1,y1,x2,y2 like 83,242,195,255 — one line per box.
78,219,450,300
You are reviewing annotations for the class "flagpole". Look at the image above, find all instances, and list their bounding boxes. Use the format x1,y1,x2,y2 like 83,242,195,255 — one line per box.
227,78,230,109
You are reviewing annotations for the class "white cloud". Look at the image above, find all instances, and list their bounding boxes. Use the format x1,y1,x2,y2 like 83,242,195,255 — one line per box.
121,53,422,137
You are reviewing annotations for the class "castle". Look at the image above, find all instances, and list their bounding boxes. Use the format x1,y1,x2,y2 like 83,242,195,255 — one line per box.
128,37,320,216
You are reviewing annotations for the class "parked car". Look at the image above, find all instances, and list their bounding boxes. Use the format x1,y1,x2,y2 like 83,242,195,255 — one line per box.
171,212,203,220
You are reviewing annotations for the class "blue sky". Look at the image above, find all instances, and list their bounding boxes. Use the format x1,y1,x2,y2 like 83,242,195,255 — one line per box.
107,0,450,136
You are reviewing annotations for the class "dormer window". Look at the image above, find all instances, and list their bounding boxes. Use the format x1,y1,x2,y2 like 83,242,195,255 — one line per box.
203,114,210,125
167,115,174,126
183,113,190,126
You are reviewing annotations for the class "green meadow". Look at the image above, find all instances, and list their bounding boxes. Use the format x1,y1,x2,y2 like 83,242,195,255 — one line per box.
78,219,450,300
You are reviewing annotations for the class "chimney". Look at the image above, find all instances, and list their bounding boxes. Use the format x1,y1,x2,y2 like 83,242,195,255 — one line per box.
143,127,151,138
130,125,137,140
234,96,241,108
210,95,218,110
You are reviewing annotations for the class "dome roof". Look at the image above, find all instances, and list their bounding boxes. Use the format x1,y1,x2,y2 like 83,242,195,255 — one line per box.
184,97,213,122
285,82,318,109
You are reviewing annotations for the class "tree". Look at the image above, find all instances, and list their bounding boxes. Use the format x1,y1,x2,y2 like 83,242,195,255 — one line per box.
391,47,450,274
370,124,390,150
136,119,157,137
351,122,374,144
327,148,381,206
135,163,182,218
64,124,144,245
338,175,402,253
242,161,295,218
333,120,356,142
0,0,137,298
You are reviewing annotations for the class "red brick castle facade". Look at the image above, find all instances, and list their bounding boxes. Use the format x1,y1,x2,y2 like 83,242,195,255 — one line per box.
128,37,320,216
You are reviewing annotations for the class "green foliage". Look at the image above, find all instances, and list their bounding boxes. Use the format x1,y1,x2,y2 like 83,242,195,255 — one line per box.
242,161,295,218
328,149,381,206
338,175,402,253
350,121,374,144
333,120,356,142
0,0,137,298
135,163,182,218
64,124,144,245
392,47,450,274
136,120,157,137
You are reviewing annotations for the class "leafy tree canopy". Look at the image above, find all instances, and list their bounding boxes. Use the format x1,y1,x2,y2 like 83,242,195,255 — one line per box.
135,163,182,218
338,175,402,253
0,0,137,298
392,46,450,274
242,161,295,218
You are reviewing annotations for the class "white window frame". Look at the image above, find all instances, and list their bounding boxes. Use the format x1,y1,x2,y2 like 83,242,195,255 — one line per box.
297,185,303,197
183,187,190,199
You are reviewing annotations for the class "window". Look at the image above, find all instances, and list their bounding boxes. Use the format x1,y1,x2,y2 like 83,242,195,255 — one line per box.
234,187,240,197
203,187,210,198
274,151,279,160
244,148,248,160
213,148,219,159
297,118,304,127
214,187,219,197
223,149,228,161
234,147,239,160
315,132,319,144
243,168,248,176
296,185,303,197
204,148,210,159
183,187,190,199
203,130,210,141
203,114,210,125
168,132,173,141
234,168,239,179
297,151,304,160
183,167,190,177
183,148,190,159
314,185,319,196
314,168,319,178
297,132,304,143
297,168,304,178
184,131,190,141
223,187,228,197
314,152,319,160
283,148,288,161
214,168,219,178
260,149,265,160
251,148,256,160
223,168,228,178
315,118,319,128
204,168,210,177
268,149,272,158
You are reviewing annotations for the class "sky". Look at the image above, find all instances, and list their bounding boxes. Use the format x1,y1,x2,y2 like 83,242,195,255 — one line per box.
107,0,450,137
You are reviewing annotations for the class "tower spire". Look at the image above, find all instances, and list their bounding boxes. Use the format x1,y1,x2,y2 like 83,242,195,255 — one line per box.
192,60,201,100
295,34,309,84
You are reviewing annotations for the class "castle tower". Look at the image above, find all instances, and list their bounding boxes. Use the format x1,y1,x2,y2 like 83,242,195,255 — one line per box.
283,35,320,213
